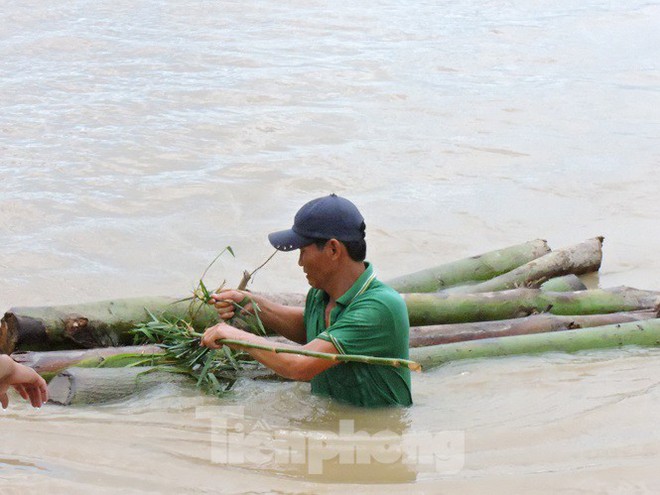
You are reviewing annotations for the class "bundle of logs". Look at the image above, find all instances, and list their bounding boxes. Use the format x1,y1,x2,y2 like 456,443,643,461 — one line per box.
3,237,660,405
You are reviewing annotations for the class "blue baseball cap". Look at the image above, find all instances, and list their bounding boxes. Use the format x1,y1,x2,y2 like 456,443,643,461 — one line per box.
268,194,366,251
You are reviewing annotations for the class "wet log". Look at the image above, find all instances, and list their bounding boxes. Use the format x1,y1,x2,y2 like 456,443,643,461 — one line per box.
11,345,163,377
410,318,660,371
47,363,282,405
47,366,191,406
385,239,550,293
408,310,657,347
0,297,219,354
6,286,659,353
445,237,602,294
540,274,587,292
403,286,660,326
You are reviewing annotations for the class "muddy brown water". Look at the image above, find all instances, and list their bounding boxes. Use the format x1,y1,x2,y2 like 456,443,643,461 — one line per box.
1,1,659,492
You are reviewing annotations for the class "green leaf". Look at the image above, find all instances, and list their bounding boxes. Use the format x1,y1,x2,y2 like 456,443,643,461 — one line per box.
206,372,225,396
198,279,210,301
196,351,218,386
222,345,240,371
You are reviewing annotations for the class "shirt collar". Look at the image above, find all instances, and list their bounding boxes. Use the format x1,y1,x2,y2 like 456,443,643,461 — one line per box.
313,262,375,305
336,262,375,307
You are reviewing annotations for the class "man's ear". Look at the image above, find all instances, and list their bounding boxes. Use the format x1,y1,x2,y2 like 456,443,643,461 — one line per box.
326,239,342,258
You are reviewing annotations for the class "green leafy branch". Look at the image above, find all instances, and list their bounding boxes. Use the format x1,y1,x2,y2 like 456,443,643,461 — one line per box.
131,247,277,396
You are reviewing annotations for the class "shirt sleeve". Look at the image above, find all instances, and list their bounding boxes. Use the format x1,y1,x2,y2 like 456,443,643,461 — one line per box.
316,296,401,358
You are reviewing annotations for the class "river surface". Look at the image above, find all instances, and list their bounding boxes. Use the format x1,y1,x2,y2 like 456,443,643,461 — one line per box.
1,1,659,493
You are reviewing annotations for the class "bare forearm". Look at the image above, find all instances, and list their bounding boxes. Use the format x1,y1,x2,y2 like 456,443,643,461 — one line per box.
228,332,308,380
201,324,339,382
244,294,306,344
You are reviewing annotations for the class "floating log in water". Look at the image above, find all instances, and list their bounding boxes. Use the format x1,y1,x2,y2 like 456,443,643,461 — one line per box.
445,237,602,294
47,366,191,406
403,286,660,326
408,310,658,347
47,363,284,405
0,292,311,354
410,318,660,371
0,297,220,354
385,239,551,293
540,274,587,292
11,345,164,377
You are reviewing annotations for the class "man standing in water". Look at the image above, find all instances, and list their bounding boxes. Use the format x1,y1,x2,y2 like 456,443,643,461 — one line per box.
201,194,412,407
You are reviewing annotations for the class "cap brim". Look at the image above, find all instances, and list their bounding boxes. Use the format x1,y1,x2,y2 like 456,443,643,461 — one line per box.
268,229,314,251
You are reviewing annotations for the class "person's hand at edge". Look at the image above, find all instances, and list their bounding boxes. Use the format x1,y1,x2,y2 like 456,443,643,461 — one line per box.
0,355,48,409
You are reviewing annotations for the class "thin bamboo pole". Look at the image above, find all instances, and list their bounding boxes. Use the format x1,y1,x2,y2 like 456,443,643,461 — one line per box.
193,332,421,372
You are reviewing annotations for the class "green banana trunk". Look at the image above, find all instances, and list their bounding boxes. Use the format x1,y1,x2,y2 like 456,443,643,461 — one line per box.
403,287,660,326
409,310,657,347
1,298,219,354
540,274,587,292
410,318,660,370
385,239,550,292
445,237,602,294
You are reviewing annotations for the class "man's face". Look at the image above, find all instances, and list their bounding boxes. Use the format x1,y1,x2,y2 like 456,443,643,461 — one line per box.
298,242,331,289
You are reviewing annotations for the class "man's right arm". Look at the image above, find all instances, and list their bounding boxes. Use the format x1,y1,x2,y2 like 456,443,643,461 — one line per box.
210,290,307,344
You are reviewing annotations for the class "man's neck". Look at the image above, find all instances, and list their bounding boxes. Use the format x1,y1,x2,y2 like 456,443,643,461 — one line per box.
324,261,367,302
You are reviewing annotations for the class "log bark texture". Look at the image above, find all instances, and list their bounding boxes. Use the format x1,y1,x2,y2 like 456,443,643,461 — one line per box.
409,310,657,347
445,237,602,294
403,287,660,326
385,239,551,292
410,318,660,371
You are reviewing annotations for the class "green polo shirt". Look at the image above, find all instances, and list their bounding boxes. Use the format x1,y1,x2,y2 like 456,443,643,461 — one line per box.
304,263,412,407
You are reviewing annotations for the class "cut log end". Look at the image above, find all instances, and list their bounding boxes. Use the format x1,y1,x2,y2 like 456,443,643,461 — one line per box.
47,370,75,405
0,313,18,355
